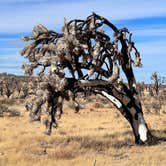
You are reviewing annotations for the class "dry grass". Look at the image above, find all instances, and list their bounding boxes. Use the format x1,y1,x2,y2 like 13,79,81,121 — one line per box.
0,96,166,166
142,95,166,115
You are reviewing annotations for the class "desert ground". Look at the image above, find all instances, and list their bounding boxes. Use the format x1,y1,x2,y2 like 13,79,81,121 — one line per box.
0,95,166,166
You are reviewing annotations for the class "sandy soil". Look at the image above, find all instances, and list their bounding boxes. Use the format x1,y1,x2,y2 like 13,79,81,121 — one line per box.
0,98,166,166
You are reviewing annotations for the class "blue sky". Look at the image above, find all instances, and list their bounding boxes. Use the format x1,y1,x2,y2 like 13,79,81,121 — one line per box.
0,0,166,83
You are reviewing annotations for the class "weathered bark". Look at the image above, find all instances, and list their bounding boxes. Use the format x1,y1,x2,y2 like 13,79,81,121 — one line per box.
66,78,153,144
96,86,152,144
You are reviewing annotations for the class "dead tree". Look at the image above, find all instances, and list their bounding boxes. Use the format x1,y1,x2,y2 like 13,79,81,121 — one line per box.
21,13,154,145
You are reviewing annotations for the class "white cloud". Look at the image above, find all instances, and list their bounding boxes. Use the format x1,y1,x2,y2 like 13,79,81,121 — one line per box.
0,0,166,32
132,28,166,37
0,0,47,3
0,47,19,51
136,39,166,56
0,38,18,42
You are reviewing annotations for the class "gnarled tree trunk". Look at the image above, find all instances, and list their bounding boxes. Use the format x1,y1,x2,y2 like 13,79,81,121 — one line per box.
21,13,154,145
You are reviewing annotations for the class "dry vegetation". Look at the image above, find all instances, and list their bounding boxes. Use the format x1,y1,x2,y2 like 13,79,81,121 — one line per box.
0,93,166,166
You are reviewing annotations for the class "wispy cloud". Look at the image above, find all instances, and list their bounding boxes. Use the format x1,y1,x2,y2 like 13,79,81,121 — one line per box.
0,0,166,32
133,28,166,37
0,0,48,4
136,39,166,54
0,0,166,80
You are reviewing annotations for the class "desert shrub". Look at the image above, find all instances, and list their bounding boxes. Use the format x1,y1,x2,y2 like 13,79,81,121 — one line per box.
0,104,20,117
0,98,16,105
92,102,104,108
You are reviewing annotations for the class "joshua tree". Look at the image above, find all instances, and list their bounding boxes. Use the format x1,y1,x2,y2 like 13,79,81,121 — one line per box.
21,13,154,145
150,71,165,96
3,81,11,98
